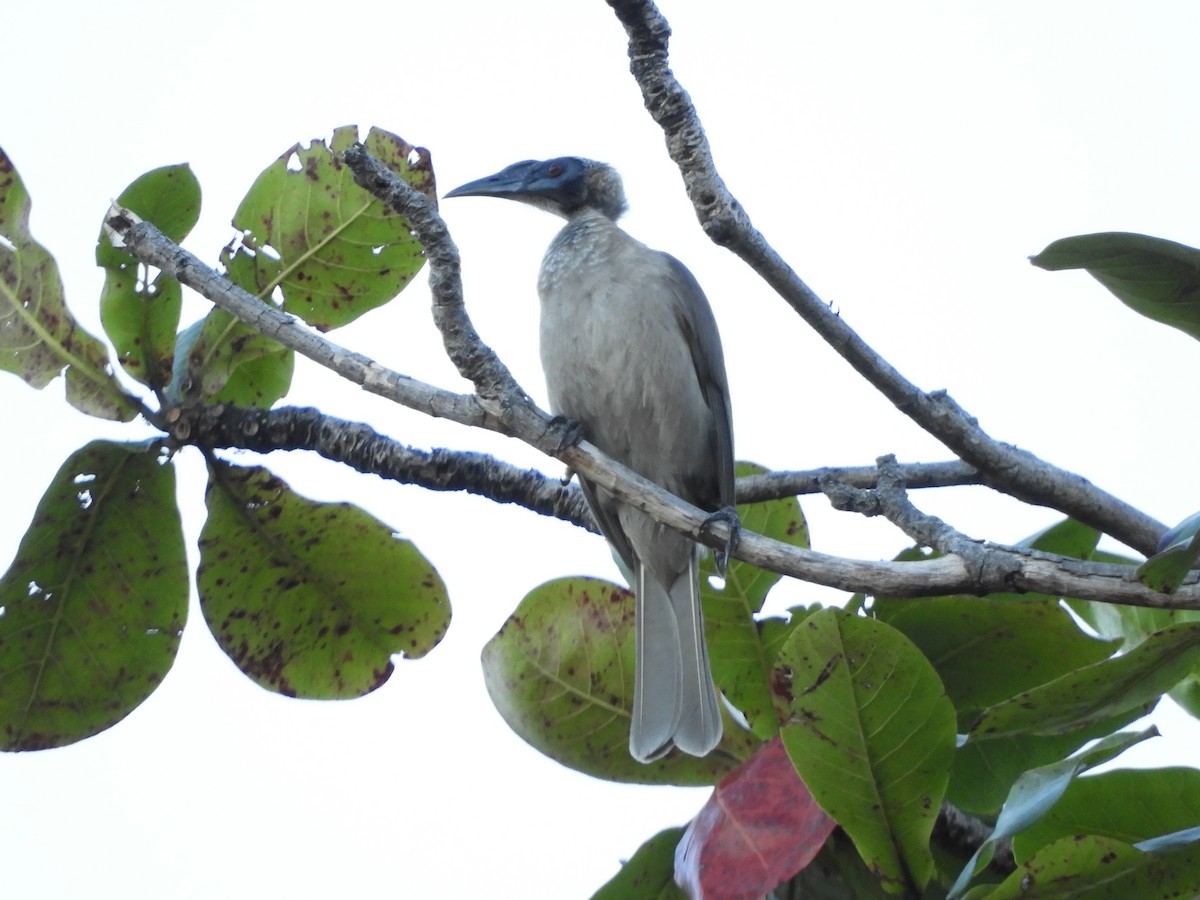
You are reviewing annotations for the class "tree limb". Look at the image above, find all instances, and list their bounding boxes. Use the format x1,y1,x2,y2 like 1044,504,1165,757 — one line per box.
604,0,1166,558
164,401,593,527
103,189,1200,610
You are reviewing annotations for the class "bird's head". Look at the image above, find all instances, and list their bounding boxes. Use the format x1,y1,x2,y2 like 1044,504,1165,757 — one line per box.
445,157,627,221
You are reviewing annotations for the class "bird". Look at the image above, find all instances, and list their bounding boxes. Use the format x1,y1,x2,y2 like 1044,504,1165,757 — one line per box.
446,157,735,762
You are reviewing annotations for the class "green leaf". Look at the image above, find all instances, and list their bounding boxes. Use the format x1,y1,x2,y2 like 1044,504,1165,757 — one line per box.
225,125,433,331
1012,767,1200,862
1137,512,1200,594
1031,231,1200,342
0,440,187,750
874,595,1116,729
873,520,1111,728
1018,517,1103,561
948,728,1154,898
1064,552,1200,719
702,461,810,740
986,834,1200,899
96,164,199,391
197,461,449,698
175,305,295,407
590,827,686,900
0,146,137,420
948,705,1154,815
969,623,1200,740
778,608,956,894
481,576,750,786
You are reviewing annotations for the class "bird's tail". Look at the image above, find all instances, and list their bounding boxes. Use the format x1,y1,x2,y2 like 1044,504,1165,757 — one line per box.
630,556,722,762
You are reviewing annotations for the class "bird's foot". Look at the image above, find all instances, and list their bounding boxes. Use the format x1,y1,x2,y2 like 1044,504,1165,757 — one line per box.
544,414,584,453
701,505,742,576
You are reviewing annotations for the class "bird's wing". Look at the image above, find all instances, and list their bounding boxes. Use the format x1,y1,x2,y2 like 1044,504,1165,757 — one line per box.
662,253,736,511
578,477,638,574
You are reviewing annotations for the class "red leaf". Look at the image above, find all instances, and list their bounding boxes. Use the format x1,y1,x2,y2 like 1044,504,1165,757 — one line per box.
675,736,836,899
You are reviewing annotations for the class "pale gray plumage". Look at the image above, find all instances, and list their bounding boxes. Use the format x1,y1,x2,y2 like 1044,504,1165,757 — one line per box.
447,157,733,762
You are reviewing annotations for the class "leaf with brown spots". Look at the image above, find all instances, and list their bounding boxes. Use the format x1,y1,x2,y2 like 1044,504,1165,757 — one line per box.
197,460,449,698
225,125,432,332
778,608,956,895
0,146,137,420
983,833,1200,899
0,440,187,750
482,576,752,786
968,622,1200,741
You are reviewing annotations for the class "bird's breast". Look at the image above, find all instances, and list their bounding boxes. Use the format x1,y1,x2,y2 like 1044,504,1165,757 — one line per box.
536,218,715,496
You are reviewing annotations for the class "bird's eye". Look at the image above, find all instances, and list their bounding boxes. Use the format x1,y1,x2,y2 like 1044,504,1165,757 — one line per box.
547,163,563,177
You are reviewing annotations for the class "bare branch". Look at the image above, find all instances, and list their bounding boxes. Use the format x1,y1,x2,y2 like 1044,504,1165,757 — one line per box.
164,395,986,530
738,460,982,504
604,0,1165,558
164,401,593,528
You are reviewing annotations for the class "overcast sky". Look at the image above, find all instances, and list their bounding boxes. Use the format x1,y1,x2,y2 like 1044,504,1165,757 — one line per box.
5,2,1200,897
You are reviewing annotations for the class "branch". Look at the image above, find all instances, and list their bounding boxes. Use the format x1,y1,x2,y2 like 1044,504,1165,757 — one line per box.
737,459,982,504
604,0,1165,558
165,400,984,532
339,144,568,453
104,184,1200,610
164,401,592,527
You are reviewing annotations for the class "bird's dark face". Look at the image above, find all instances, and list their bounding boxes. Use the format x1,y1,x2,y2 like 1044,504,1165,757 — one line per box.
446,157,624,219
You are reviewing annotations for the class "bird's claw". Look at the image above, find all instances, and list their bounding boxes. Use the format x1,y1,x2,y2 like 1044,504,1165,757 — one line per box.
701,505,741,576
545,414,584,453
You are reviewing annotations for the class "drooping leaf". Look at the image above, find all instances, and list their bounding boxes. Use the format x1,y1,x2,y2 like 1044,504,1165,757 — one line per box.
948,729,1155,898
225,125,433,331
968,623,1200,740
1031,231,1200,342
481,576,752,786
1012,767,1200,863
197,461,449,698
778,608,956,894
675,737,836,899
96,163,199,390
0,440,187,750
0,146,137,420
702,461,810,740
590,827,687,900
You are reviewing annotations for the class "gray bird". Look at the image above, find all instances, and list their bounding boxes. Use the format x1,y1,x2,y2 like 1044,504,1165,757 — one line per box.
447,158,734,762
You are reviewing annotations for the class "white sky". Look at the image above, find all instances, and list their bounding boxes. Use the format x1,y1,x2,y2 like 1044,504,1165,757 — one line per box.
4,2,1200,897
